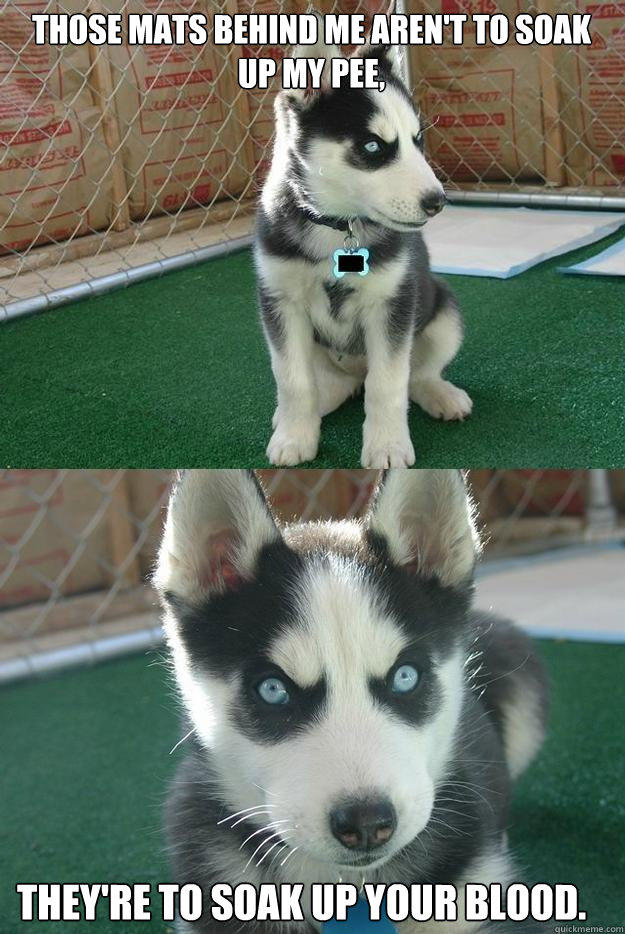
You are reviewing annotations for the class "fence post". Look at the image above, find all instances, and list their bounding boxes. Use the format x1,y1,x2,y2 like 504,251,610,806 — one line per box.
586,469,617,536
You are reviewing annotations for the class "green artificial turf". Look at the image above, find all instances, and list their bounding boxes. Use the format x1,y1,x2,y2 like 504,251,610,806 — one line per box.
3,229,625,468
1,640,624,931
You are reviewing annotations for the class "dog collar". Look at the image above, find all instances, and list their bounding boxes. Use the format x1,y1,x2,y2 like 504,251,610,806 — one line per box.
323,897,397,932
299,207,373,233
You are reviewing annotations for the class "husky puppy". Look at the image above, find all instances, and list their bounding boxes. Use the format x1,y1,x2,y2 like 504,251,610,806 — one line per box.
256,35,473,468
155,470,549,933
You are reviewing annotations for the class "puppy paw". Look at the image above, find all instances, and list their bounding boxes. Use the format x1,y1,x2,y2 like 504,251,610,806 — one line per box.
361,426,415,468
267,420,320,466
411,378,473,421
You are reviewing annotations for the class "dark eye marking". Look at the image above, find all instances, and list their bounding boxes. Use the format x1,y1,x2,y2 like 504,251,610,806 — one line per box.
351,134,399,170
368,652,439,725
233,663,327,744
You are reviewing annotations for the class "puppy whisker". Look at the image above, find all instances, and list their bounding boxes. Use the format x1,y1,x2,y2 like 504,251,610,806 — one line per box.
279,845,300,869
217,804,276,826
244,830,287,872
239,820,290,850
256,836,292,868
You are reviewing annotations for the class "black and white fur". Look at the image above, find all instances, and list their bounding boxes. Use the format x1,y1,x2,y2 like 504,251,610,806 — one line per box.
155,470,549,933
256,36,473,467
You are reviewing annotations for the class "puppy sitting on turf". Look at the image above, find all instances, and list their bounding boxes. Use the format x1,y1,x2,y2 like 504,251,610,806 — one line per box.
255,7,472,467
155,469,549,933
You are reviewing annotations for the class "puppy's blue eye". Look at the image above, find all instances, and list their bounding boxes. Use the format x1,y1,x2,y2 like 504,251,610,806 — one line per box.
257,677,290,705
363,140,381,153
391,665,419,694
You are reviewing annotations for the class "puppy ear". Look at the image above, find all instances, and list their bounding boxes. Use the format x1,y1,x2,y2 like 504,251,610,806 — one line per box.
283,12,338,107
366,470,480,587
352,43,403,81
154,470,280,603
350,0,403,83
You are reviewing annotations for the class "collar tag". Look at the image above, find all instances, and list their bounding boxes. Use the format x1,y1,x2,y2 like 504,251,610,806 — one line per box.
333,247,370,278
332,218,369,278
323,897,396,932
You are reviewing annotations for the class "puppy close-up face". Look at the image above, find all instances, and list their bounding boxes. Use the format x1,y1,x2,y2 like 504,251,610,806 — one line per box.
156,470,478,870
278,46,446,231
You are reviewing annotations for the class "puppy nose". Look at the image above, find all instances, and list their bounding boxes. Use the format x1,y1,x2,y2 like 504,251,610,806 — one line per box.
330,798,396,850
421,190,446,217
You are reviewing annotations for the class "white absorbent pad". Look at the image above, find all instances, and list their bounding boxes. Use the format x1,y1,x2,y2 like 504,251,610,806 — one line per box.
559,235,625,277
475,546,625,644
423,205,625,279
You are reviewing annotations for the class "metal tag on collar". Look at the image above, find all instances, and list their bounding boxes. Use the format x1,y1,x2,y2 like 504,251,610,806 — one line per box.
323,897,396,932
333,217,369,278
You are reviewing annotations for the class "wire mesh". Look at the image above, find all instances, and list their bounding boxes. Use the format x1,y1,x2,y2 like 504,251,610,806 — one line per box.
1,469,623,680
1,0,624,314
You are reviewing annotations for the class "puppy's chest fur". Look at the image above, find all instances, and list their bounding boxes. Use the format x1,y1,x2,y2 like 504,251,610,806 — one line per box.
257,232,411,355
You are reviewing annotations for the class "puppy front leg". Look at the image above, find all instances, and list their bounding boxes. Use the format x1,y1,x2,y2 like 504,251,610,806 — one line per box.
265,302,320,466
361,321,415,468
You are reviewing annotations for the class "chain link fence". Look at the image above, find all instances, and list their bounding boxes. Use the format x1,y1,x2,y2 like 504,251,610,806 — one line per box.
1,0,624,317
1,468,623,682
